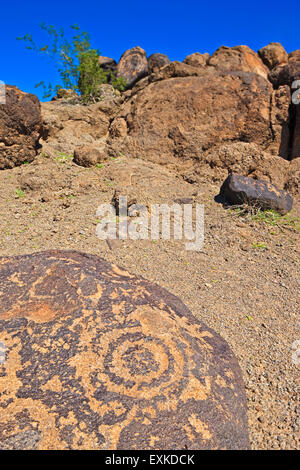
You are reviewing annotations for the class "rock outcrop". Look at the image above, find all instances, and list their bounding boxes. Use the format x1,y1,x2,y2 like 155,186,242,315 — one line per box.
268,61,300,88
220,173,293,214
204,142,291,189
147,53,171,73
117,46,149,89
0,86,42,169
0,250,250,450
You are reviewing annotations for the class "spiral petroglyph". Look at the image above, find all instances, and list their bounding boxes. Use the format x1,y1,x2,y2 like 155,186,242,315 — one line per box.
0,250,249,449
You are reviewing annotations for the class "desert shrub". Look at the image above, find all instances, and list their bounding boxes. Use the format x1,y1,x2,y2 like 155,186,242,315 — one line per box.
78,49,126,103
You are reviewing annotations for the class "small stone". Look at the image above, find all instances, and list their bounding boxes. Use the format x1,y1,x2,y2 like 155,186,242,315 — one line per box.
73,146,104,168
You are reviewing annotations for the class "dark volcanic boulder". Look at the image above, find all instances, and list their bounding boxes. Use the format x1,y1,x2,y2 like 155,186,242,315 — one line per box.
117,46,149,88
0,250,250,450
147,53,171,73
0,85,42,169
220,173,293,214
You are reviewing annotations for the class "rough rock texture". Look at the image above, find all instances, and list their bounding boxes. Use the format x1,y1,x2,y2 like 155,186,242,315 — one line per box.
204,142,291,189
0,250,249,450
94,84,120,101
149,61,205,82
220,173,293,215
183,52,209,68
117,46,149,89
285,158,300,194
99,56,117,72
147,53,171,73
107,70,274,164
267,60,300,160
291,106,300,160
268,61,300,88
288,50,300,62
52,89,80,103
0,86,42,169
73,146,104,167
269,85,291,158
208,46,268,79
258,43,288,69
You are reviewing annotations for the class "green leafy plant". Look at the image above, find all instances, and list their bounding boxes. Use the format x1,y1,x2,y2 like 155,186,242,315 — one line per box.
252,242,267,250
17,23,126,101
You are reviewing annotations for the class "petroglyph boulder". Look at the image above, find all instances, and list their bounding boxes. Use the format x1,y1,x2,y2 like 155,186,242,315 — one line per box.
0,250,249,449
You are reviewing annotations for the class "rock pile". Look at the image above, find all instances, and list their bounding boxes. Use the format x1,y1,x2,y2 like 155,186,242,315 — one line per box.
1,42,299,198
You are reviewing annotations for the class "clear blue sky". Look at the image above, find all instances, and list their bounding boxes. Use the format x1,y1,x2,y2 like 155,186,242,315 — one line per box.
0,0,298,100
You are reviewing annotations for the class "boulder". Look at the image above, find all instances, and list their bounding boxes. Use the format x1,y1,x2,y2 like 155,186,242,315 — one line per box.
150,61,206,82
220,173,293,215
208,45,269,79
0,250,250,450
269,85,291,158
73,145,104,167
285,158,300,195
205,142,290,189
99,57,118,85
52,88,80,102
183,52,209,68
117,46,149,88
147,53,171,73
99,56,117,72
258,42,288,69
288,50,300,62
0,86,42,169
291,106,300,159
40,100,113,159
108,70,274,165
268,61,300,88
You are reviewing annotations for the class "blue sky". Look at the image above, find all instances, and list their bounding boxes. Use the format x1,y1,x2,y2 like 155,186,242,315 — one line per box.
0,0,298,100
